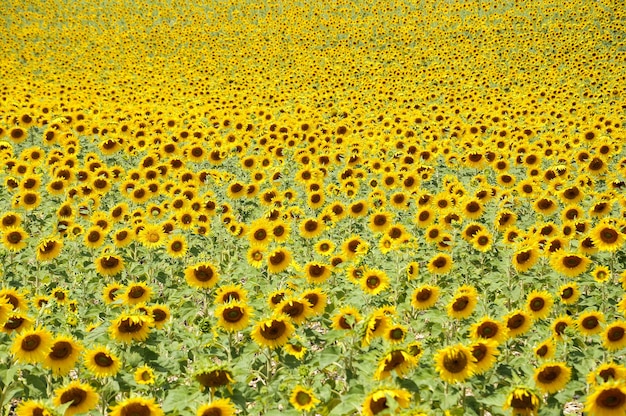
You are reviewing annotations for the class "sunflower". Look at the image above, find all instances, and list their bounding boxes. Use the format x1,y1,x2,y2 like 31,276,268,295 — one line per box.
43,335,82,376
148,304,170,329
592,265,612,283
362,309,392,347
215,301,252,332
53,381,99,416
369,211,393,233
247,219,272,246
2,313,33,334
185,262,219,289
284,342,307,360
503,387,540,416
384,323,407,344
123,282,152,306
603,321,626,351
214,284,248,304
551,315,574,341
267,247,292,273
585,381,626,416
165,235,187,258
299,218,325,239
558,282,580,304
427,253,453,275
314,239,335,256
511,245,540,273
134,365,156,385
471,339,499,374
362,388,411,416
303,262,332,284
276,297,313,325
251,315,294,349
289,385,320,411
247,245,265,268
472,230,493,252
360,268,390,296
15,400,53,416
331,306,362,330
95,254,125,276
590,223,625,252
526,291,553,320
2,226,28,251
470,317,508,343
196,399,236,416
11,327,53,364
113,228,134,247
102,283,123,305
578,310,605,336
138,224,165,249
415,206,435,228
83,346,121,377
406,261,420,280
495,209,517,231
587,363,626,386
434,344,476,383
534,338,556,360
109,313,152,343
0,288,27,311
533,362,571,394
374,349,418,380
411,285,439,310
0,211,22,231
447,286,478,320
301,288,327,316
110,397,164,416
505,310,533,338
551,251,591,277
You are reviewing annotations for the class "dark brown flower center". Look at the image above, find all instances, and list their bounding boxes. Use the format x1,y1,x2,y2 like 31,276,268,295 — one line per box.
607,326,625,342
60,387,86,407
596,388,626,409
260,320,287,340
22,334,42,351
50,341,72,360
537,365,561,383
443,349,468,373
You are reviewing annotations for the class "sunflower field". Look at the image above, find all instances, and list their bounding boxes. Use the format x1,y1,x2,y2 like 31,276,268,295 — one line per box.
1,0,625,415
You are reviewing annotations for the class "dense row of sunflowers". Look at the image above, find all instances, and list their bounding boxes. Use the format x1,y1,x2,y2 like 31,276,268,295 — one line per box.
1,0,626,415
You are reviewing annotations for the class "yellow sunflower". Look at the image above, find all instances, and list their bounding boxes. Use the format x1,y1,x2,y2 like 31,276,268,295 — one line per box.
196,399,236,416
11,326,53,364
470,340,500,375
511,245,540,273
34,237,63,262
53,381,99,416
95,254,124,276
374,349,418,380
110,397,164,416
1,226,28,251
43,335,83,376
533,362,571,394
251,315,294,349
83,346,121,378
331,306,362,330
503,387,540,416
587,362,626,386
300,288,327,316
123,282,152,306
109,313,152,343
215,301,252,332
504,310,533,338
584,381,626,416
185,262,219,289
447,285,478,320
15,400,53,416
434,344,476,383
134,365,156,385
138,223,165,249
267,247,292,273
362,388,411,416
590,222,625,251
360,268,390,296
526,290,553,320
578,310,605,336
289,385,320,411
303,262,332,284
534,338,556,360
550,251,592,277
470,316,508,343
165,235,188,258
603,321,626,351
427,253,453,275
149,304,171,329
